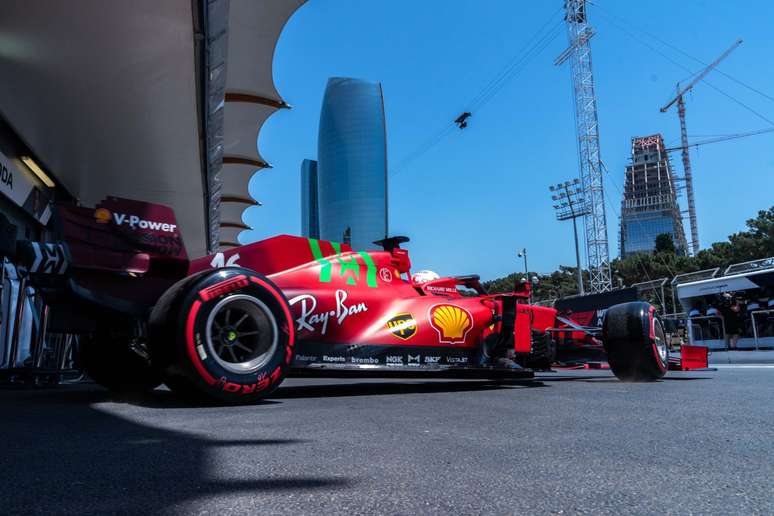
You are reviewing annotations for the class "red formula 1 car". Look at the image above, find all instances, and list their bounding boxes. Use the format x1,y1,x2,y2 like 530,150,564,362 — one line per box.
549,288,708,372
21,197,679,403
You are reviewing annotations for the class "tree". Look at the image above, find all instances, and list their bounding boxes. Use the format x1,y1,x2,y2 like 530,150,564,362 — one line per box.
728,206,774,260
654,233,676,254
483,205,773,302
483,266,587,299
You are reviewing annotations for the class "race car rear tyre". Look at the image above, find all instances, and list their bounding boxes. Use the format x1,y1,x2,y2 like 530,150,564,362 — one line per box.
148,267,295,403
77,320,162,394
602,301,668,382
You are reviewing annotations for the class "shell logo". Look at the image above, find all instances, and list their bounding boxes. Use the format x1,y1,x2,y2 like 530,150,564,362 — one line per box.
428,304,473,344
94,208,111,224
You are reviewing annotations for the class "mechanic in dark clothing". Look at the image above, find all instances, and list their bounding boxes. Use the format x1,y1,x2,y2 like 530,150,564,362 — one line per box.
721,299,743,350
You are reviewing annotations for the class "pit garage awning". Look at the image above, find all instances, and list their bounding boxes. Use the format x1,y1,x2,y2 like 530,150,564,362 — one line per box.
0,0,305,257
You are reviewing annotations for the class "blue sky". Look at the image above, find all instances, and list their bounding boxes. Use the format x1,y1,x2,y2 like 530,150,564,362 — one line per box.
242,0,774,281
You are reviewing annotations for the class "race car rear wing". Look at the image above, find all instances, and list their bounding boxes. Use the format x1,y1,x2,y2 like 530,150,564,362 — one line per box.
53,196,188,275
12,197,191,318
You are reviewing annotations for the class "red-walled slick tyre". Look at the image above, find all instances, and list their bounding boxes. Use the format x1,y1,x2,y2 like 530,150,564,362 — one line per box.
602,301,668,382
148,267,295,403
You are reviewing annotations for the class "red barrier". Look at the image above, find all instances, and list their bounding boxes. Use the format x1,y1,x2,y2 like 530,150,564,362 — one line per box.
678,345,709,370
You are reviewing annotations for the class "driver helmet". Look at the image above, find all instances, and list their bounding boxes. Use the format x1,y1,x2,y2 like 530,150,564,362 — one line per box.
412,270,440,284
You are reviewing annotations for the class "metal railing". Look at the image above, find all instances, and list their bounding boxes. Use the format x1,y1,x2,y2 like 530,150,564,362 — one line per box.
687,315,726,347
724,256,774,276
750,309,774,350
0,258,81,384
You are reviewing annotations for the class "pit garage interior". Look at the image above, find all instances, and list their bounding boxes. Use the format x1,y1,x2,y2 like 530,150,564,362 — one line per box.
0,0,306,378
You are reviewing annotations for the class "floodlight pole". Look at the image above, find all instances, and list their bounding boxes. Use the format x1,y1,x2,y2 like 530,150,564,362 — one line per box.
550,180,586,296
517,248,528,278
571,215,584,296
562,183,585,296
517,248,530,302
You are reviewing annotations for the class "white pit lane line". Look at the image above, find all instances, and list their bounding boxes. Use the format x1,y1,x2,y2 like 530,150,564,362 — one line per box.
712,364,774,369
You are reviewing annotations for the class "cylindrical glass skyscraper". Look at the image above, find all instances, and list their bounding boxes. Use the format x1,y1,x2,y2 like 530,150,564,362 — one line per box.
317,77,388,249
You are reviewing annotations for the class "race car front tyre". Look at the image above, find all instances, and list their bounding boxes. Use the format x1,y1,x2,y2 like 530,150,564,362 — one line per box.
602,301,668,382
77,322,162,394
148,267,295,403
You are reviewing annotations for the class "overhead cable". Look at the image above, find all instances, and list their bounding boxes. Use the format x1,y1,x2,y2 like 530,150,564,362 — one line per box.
594,5,774,126
594,3,774,105
391,7,564,175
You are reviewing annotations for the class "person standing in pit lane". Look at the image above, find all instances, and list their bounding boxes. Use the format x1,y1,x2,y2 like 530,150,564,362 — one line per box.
721,299,743,350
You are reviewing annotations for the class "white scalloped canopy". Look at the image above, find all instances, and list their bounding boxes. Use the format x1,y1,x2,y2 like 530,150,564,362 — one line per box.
219,0,306,247
0,0,305,257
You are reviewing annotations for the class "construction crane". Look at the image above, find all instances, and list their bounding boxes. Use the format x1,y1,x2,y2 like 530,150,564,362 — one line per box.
660,38,743,256
663,126,774,153
555,0,612,293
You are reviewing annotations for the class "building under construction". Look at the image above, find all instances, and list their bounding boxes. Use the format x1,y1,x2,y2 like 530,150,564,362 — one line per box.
620,134,688,257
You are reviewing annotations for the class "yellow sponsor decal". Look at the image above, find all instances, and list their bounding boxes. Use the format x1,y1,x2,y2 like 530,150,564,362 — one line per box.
386,313,417,340
428,304,473,344
94,207,111,224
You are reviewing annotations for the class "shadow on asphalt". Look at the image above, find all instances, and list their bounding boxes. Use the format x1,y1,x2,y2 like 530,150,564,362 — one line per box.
119,388,284,409
270,379,546,399
538,374,712,383
0,377,549,513
63,379,548,408
0,386,353,514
